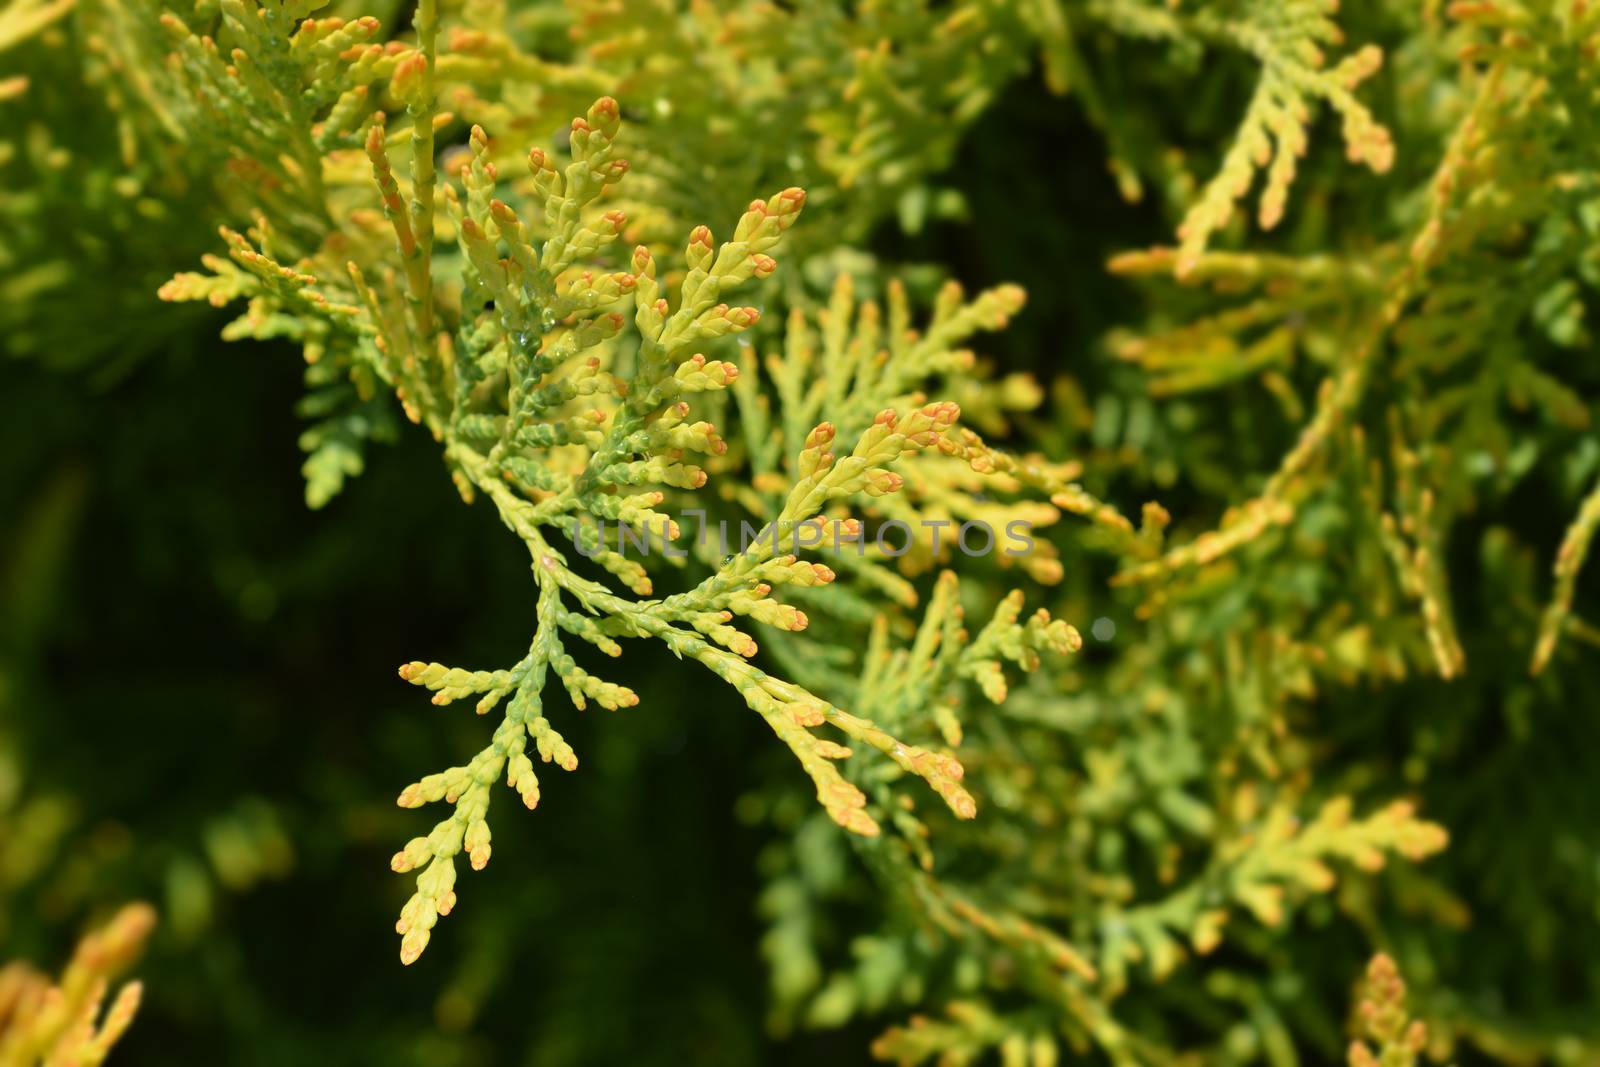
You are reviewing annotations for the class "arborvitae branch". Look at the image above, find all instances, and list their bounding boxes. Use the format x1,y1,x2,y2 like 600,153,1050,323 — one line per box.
0,905,155,1067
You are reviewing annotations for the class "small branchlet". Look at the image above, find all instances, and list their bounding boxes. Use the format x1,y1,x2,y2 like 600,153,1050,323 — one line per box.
0,904,156,1066
1348,954,1429,1067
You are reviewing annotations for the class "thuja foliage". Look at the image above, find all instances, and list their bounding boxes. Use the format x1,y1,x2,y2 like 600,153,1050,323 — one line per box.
4,0,1600,1063
0,904,153,1066
1347,954,1429,1067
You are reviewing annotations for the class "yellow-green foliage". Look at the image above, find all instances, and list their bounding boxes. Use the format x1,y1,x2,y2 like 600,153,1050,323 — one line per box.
4,0,1600,1063
0,904,154,1067
121,0,1084,966
1347,954,1429,1067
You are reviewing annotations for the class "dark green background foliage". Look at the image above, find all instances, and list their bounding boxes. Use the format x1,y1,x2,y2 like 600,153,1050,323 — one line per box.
4,2,1600,1063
